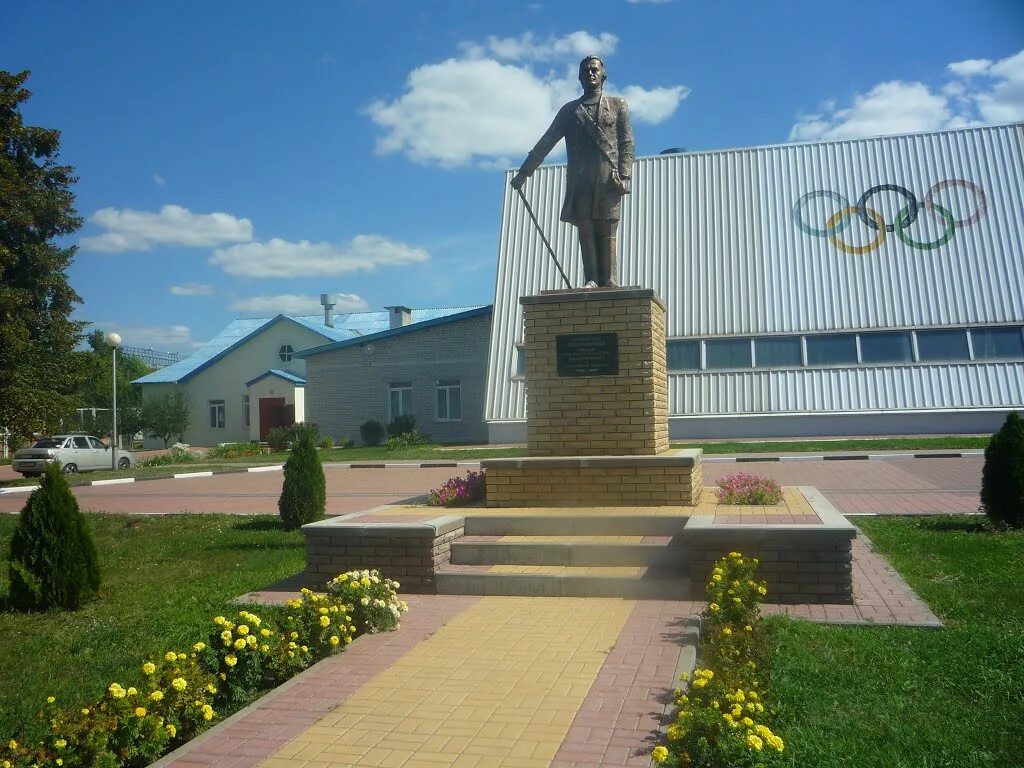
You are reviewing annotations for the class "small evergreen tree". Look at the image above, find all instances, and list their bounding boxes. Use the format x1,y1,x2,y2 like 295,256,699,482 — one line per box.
278,423,326,530
7,462,101,611
980,411,1024,529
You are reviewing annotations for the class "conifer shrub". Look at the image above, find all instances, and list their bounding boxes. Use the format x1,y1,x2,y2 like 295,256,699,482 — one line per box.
7,462,101,611
359,419,385,446
278,424,326,530
980,411,1024,528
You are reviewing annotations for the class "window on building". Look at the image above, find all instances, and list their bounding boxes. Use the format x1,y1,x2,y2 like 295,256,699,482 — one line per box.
243,394,250,428
388,383,412,420
859,331,913,364
209,400,225,429
915,329,970,362
514,345,526,378
705,338,752,369
970,327,1024,360
805,334,858,366
436,379,462,421
278,344,294,362
754,337,802,368
666,340,700,371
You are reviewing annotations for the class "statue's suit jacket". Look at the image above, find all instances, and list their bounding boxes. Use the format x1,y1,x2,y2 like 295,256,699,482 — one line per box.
517,94,635,224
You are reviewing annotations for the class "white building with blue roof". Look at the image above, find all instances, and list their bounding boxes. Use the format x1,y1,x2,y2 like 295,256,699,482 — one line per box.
133,304,484,447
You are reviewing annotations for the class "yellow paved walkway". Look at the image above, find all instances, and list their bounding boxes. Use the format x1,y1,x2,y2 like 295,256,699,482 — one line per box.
259,597,635,768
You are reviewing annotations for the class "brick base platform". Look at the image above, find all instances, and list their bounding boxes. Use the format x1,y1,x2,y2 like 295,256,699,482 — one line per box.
481,450,703,507
683,487,856,603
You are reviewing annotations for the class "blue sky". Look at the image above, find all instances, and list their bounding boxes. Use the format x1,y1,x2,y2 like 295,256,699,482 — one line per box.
5,0,1023,352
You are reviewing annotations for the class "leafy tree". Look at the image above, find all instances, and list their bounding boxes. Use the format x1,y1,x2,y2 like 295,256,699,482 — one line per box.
980,412,1024,529
279,423,326,529
0,70,85,441
8,462,101,611
142,389,191,448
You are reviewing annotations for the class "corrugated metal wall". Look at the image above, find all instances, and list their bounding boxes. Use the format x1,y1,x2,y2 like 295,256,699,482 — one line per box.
486,124,1024,422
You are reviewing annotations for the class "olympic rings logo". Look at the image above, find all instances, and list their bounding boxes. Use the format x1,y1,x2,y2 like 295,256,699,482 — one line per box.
793,180,987,254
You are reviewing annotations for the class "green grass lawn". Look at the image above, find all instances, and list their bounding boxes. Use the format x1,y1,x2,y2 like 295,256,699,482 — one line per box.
0,513,305,741
766,516,1024,768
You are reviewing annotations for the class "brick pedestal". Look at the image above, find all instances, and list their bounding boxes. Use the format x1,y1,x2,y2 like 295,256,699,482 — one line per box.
522,288,668,457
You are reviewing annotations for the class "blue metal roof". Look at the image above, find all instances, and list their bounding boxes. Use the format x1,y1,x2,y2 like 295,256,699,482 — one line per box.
297,306,493,358
133,307,486,385
245,369,307,388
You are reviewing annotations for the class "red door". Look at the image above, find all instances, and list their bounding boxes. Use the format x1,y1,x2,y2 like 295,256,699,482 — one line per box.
258,397,286,440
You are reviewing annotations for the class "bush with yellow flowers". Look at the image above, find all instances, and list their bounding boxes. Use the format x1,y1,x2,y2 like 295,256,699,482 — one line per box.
0,569,402,768
652,552,784,767
281,588,357,664
326,569,408,633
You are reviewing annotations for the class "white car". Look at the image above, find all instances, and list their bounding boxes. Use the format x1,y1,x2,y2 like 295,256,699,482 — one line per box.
11,434,136,477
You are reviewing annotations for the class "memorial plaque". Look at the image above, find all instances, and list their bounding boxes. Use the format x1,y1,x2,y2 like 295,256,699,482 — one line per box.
556,332,619,376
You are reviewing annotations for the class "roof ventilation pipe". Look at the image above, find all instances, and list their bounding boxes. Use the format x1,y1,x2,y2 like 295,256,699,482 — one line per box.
320,293,336,328
385,305,412,329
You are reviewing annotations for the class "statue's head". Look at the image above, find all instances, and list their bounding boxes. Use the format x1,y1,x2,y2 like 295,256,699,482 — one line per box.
578,56,606,89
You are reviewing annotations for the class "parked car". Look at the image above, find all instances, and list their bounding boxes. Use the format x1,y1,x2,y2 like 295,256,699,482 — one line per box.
11,435,136,477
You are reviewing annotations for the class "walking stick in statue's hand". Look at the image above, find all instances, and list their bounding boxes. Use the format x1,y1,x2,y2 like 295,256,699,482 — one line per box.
514,185,572,290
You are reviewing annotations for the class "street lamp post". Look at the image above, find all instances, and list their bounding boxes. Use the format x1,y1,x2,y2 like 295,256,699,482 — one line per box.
105,332,121,470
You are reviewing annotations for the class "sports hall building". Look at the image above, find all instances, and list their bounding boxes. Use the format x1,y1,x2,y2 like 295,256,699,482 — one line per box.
484,123,1024,440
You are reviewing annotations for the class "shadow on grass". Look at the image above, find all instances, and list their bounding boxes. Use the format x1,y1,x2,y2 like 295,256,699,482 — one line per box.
231,519,288,532
912,518,994,534
206,540,304,552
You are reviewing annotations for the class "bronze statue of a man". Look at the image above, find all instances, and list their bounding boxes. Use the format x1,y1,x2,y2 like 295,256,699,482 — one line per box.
511,55,635,288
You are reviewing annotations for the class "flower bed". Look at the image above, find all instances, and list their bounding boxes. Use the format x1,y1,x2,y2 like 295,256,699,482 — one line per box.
653,552,785,767
0,569,407,768
716,473,783,505
427,470,486,507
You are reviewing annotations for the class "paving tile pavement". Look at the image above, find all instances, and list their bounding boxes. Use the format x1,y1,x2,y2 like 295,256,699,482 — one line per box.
259,597,635,768
155,595,480,768
703,457,983,515
171,524,941,768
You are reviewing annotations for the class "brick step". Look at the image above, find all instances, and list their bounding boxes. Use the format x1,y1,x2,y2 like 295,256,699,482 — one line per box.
434,563,690,599
451,535,681,567
463,513,690,537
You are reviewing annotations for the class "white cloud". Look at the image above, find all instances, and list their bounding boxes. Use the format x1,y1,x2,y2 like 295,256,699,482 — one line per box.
210,235,430,278
153,173,166,187
80,205,254,253
976,50,1024,124
790,48,1024,142
620,84,690,124
460,31,617,62
94,323,195,351
169,282,213,296
367,33,688,168
947,58,992,78
626,0,673,4
229,293,369,315
790,81,952,142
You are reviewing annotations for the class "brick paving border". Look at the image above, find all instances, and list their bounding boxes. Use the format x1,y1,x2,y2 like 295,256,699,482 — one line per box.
551,600,701,768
